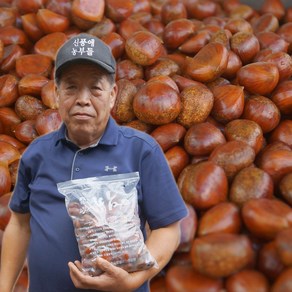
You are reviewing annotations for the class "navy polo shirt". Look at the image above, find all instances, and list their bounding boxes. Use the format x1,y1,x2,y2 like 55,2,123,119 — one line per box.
10,117,188,292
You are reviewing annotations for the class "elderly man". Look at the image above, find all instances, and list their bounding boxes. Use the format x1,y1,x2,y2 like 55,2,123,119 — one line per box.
0,33,187,292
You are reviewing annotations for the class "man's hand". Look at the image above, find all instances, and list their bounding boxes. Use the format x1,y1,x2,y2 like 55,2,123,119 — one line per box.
68,221,182,291
68,258,135,291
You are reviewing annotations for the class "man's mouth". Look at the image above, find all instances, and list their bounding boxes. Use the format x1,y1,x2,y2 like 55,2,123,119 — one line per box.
72,112,92,120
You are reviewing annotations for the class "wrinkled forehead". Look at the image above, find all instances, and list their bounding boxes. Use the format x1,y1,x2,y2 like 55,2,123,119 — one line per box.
61,60,109,74
57,60,111,83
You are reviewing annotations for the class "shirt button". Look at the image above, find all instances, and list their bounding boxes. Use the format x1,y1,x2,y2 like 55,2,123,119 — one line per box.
75,167,80,172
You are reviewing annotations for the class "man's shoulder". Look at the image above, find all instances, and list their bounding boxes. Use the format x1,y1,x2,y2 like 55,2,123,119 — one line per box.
22,130,59,157
117,124,157,147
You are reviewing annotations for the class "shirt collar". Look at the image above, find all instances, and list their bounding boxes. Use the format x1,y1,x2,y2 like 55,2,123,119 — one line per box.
55,116,119,147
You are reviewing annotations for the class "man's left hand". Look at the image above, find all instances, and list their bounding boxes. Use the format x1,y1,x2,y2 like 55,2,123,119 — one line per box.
68,258,134,291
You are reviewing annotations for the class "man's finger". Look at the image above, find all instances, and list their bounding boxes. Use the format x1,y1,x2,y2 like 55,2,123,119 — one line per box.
68,262,81,276
95,257,116,274
74,260,83,270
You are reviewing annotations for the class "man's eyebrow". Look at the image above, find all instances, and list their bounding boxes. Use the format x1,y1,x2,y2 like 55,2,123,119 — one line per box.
62,74,78,82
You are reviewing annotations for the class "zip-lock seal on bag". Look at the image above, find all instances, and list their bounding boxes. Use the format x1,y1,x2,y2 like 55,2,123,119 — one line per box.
57,172,158,276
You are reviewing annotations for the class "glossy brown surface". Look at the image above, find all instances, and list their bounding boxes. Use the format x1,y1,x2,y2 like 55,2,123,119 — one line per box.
160,0,187,25
163,18,195,50
0,134,25,150
253,13,279,34
144,58,180,80
0,74,19,107
0,23,31,46
0,163,11,198
35,109,62,136
230,166,274,207
34,32,68,60
0,107,21,136
209,140,256,181
275,227,292,266
279,173,292,206
116,59,144,81
0,141,20,165
16,54,53,78
133,81,181,125
271,80,292,116
125,31,163,66
269,120,292,148
271,268,292,292
150,123,186,152
111,79,137,123
176,203,197,253
36,9,70,33
165,265,223,292
257,147,292,185
101,32,125,60
186,42,228,83
87,17,116,38
198,202,241,236
225,269,270,292
277,22,292,54
258,241,284,280
230,32,260,64
242,198,292,240
0,7,17,28
224,17,253,34
237,62,279,95
8,158,19,186
0,192,12,230
41,80,58,110
1,44,26,72
165,146,189,180
14,120,38,144
243,95,281,133
124,119,154,134
211,84,245,124
261,51,292,81
18,74,49,97
178,29,210,55
171,74,201,92
21,12,44,42
184,122,226,156
257,31,289,52
191,233,254,278
186,0,217,20
260,0,285,20
71,0,104,22
105,0,134,23
222,50,243,79
147,75,179,92
178,161,228,210
15,95,46,121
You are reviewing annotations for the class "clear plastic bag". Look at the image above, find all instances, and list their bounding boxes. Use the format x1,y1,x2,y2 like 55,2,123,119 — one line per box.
57,172,158,276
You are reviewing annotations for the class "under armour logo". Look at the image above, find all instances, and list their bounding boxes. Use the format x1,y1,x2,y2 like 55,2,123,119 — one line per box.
104,166,118,172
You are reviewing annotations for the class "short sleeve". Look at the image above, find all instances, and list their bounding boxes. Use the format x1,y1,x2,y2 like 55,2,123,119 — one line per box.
9,158,31,213
140,144,188,229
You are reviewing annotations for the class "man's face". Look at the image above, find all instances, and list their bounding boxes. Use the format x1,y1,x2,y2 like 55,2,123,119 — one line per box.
56,62,117,147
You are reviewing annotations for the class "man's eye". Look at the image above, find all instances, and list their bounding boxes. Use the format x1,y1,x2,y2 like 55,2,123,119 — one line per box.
91,86,103,95
92,86,102,91
67,85,77,90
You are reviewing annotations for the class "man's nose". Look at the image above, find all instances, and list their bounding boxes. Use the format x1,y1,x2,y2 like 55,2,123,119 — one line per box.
76,87,91,104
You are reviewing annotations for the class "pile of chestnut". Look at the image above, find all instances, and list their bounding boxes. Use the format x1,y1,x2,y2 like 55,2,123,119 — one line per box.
0,0,292,291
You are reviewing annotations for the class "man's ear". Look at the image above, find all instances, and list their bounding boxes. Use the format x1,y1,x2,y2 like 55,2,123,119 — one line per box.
109,83,118,110
54,82,60,108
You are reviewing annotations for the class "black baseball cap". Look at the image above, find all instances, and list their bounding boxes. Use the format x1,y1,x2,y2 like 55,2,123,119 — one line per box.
55,33,116,79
